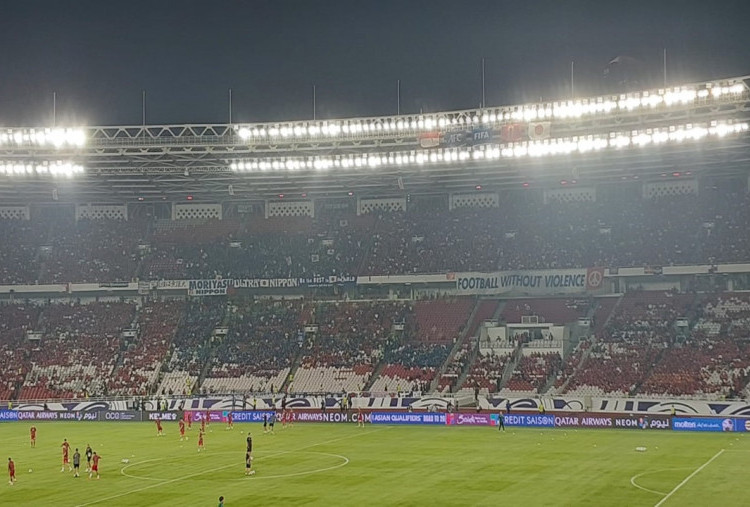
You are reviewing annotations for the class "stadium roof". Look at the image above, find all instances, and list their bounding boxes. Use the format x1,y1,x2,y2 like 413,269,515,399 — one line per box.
1,76,749,204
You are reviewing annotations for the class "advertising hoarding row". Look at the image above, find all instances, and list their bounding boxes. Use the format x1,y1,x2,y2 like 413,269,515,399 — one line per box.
1,409,749,432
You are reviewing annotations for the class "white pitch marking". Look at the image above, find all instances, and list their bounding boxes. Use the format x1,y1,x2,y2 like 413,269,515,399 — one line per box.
229,451,350,481
653,449,725,507
120,450,349,482
629,468,693,497
76,428,387,507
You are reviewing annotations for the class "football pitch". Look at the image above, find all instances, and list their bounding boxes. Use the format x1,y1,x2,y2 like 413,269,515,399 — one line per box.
1,421,748,506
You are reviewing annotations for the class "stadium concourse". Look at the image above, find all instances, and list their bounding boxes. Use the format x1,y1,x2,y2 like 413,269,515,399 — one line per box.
2,182,750,404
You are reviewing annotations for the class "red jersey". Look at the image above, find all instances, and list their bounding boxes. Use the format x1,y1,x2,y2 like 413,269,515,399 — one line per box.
179,420,185,433
62,441,70,456
156,419,163,430
92,455,100,470
8,460,14,474
198,432,204,445
30,427,37,439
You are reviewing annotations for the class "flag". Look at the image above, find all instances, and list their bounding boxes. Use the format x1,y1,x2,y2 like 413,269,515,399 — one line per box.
418,132,440,148
500,123,526,142
528,122,551,140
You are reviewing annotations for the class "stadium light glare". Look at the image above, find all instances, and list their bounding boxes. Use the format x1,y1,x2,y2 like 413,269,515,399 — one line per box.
226,120,748,172
224,78,748,145
0,161,84,177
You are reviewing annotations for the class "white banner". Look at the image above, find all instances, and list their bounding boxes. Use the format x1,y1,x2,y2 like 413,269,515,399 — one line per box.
188,279,229,296
455,268,604,295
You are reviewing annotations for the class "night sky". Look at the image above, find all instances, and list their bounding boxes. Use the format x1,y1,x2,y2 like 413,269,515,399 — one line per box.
1,0,748,126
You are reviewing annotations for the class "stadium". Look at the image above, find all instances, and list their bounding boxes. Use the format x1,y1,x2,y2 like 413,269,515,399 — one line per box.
4,3,750,503
1,72,750,505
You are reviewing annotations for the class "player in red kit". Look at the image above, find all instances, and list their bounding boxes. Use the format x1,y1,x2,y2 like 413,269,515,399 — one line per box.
357,408,365,427
156,417,164,436
88,452,100,480
187,411,192,430
226,412,233,430
8,457,16,485
61,439,72,472
179,419,186,441
200,415,206,434
30,426,36,448
198,430,205,452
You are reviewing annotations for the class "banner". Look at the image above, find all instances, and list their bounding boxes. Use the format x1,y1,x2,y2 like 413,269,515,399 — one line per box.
503,414,555,428
145,411,179,421
291,411,359,423
183,276,358,295
611,416,670,430
187,410,226,423
231,411,275,423
188,279,229,296
0,410,19,421
455,268,601,295
15,411,98,421
100,411,141,421
468,128,492,146
445,413,497,426
672,417,749,432
370,412,446,425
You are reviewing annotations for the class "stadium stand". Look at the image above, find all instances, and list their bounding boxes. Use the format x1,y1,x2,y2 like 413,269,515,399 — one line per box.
20,302,136,399
158,299,226,395
562,292,694,397
291,301,413,393
637,293,750,398
202,299,307,394
1,188,750,284
500,351,562,396
107,301,183,396
0,304,41,400
41,218,145,283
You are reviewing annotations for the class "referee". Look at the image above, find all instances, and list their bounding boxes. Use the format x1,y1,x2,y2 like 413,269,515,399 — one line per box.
498,412,505,432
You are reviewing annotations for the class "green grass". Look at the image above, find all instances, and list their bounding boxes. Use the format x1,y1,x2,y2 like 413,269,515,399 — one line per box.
1,421,748,506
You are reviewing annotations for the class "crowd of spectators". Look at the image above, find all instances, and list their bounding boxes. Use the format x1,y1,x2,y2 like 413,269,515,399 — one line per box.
637,293,750,398
202,299,306,393
561,292,694,396
300,301,413,368
436,342,472,393
20,301,136,399
502,352,562,394
3,277,750,401
158,299,227,394
41,218,146,283
0,304,40,400
463,351,513,394
0,221,46,284
107,301,183,396
0,187,749,284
